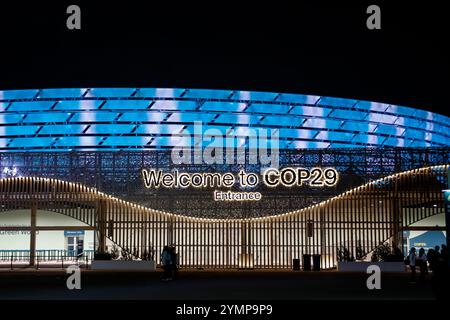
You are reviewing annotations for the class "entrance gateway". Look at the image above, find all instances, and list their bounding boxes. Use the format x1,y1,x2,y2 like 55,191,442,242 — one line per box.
1,88,449,269
0,165,447,269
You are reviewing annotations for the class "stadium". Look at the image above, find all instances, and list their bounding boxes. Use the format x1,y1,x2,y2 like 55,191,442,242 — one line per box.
0,88,449,269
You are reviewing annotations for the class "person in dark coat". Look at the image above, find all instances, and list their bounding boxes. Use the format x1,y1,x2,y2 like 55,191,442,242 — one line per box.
160,246,172,281
408,247,417,283
417,248,428,280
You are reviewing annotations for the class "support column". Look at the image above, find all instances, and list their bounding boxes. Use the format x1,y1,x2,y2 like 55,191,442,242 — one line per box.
167,219,173,246
96,199,107,253
29,203,37,266
444,167,450,268
390,198,401,249
390,179,402,252
241,222,247,255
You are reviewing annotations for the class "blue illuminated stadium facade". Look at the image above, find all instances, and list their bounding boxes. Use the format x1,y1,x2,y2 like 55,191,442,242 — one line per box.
1,88,449,151
1,88,449,217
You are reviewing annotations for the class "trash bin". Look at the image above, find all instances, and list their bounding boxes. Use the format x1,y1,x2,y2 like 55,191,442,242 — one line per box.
293,258,300,271
303,254,311,271
312,254,321,271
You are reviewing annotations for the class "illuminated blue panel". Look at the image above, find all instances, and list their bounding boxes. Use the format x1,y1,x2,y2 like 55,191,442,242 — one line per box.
367,113,398,124
433,114,449,126
86,88,135,98
291,141,330,148
102,136,151,146
39,88,86,98
103,100,150,110
303,118,342,129
423,122,437,132
1,126,40,136
151,100,197,111
246,104,290,114
341,121,377,133
134,124,185,134
0,102,8,112
201,101,247,112
289,106,332,117
411,108,434,120
274,140,290,149
87,124,134,134
352,134,385,145
207,136,269,148
0,138,9,148
0,89,38,100
261,115,303,127
150,136,192,147
39,125,87,135
330,109,367,120
355,101,389,112
214,114,261,125
279,128,317,139
403,128,425,140
385,105,416,117
55,100,103,110
118,112,167,122
184,89,232,99
230,126,263,138
374,124,405,136
409,140,431,147
181,124,229,137
384,137,406,147
318,97,357,108
238,137,281,149
55,136,103,147
8,101,55,111
233,91,278,101
277,94,320,105
394,116,422,129
0,114,24,123
420,133,449,145
136,88,185,98
330,143,364,148
9,137,55,148
315,131,355,142
24,112,70,123
70,112,118,122
167,112,216,123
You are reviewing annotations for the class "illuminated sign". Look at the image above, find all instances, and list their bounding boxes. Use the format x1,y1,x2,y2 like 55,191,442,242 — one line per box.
262,167,338,187
213,190,262,202
142,167,339,201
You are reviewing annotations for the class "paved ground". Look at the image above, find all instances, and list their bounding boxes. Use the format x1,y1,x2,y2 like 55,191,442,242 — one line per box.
0,268,440,300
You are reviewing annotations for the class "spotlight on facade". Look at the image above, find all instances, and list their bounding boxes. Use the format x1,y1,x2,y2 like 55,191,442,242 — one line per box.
2,167,19,177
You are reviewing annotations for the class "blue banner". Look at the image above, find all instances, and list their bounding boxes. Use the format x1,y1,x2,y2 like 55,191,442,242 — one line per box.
64,230,85,236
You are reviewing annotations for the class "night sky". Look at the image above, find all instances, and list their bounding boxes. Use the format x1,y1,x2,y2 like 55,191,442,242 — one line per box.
0,1,448,116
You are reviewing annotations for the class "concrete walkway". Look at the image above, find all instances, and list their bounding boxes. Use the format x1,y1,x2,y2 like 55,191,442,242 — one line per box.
0,269,437,300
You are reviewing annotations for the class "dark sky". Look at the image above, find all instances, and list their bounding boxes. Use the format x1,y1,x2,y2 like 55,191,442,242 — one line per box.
0,1,449,116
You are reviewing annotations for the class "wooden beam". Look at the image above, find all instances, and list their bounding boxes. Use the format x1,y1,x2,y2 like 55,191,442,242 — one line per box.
402,226,446,231
30,204,36,266
0,226,96,231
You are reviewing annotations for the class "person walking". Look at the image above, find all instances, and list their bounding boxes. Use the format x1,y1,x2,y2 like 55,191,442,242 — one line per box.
408,247,417,283
160,246,172,281
440,244,448,266
417,248,428,281
427,248,436,272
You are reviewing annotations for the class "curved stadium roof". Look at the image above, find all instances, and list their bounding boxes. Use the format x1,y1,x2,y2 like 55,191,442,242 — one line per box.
0,88,449,151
